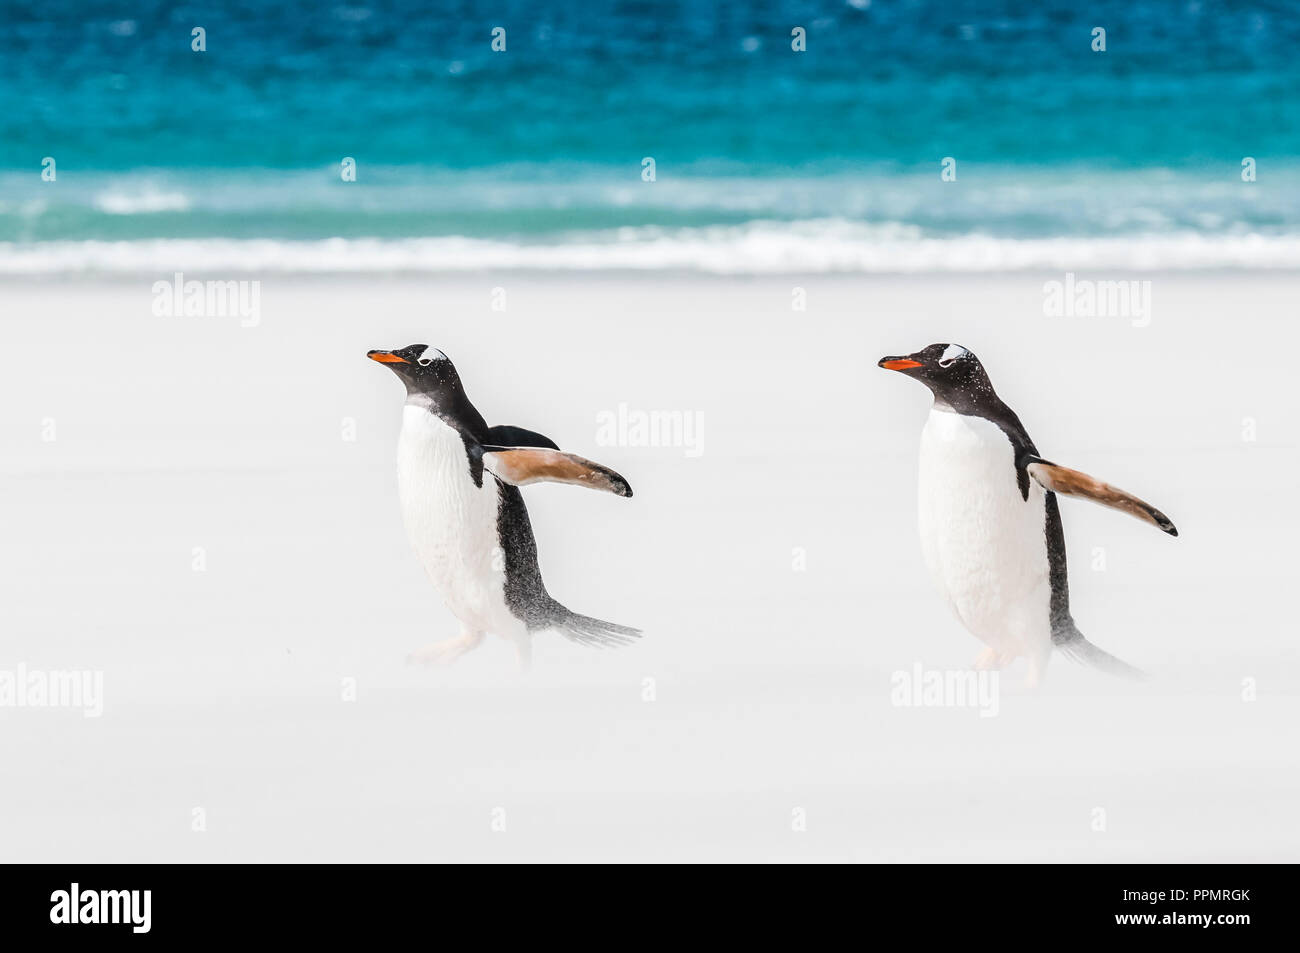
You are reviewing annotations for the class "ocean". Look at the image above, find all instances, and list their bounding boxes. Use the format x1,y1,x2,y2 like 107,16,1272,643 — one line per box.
2,0,1298,273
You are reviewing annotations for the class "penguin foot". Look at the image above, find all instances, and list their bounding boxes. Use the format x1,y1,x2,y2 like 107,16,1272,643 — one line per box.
1024,653,1050,690
973,648,1005,671
407,629,484,667
513,638,533,674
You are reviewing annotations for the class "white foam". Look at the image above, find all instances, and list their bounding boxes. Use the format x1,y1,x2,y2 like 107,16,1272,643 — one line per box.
92,190,192,215
4,222,1300,274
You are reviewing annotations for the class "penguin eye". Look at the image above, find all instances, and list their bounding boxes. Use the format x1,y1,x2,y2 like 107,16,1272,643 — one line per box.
415,346,446,367
937,344,968,368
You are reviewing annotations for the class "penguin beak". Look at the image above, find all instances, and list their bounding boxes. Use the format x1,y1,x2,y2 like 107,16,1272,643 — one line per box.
368,350,408,364
878,356,924,371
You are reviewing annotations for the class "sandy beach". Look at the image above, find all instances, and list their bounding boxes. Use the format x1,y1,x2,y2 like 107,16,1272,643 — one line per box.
2,271,1297,862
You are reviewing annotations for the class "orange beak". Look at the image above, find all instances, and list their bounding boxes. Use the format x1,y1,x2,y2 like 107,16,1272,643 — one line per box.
879,359,923,371
368,351,408,364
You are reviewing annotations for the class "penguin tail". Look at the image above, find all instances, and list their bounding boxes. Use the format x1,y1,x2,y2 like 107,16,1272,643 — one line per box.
1054,624,1147,680
550,607,642,649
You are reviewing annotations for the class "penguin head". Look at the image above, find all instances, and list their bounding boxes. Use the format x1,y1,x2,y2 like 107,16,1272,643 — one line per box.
367,344,463,400
878,343,995,403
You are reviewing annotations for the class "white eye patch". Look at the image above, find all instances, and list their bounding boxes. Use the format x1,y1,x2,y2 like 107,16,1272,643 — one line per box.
938,344,969,367
416,346,448,366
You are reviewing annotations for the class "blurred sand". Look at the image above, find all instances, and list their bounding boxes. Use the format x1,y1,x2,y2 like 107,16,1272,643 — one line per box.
1,272,1296,862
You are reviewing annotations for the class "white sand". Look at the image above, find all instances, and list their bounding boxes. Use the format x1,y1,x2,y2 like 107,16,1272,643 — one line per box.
1,272,1296,861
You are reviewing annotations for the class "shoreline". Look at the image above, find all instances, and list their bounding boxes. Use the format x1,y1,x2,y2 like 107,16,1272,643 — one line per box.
4,266,1300,285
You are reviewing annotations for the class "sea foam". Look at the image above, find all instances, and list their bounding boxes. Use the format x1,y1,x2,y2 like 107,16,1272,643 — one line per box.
3,223,1300,275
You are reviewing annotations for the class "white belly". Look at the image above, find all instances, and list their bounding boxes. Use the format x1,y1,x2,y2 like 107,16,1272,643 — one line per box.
396,404,509,631
917,407,1052,657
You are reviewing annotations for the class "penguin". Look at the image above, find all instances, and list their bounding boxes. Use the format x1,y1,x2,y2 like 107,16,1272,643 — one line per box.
368,344,640,668
878,343,1177,684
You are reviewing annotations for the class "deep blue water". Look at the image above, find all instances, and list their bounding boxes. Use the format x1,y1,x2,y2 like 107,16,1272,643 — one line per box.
1,0,1298,270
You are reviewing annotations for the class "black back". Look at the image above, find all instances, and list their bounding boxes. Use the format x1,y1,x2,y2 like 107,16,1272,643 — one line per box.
485,424,564,626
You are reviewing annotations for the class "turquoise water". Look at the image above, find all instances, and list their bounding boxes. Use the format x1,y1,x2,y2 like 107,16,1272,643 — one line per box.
2,0,1298,271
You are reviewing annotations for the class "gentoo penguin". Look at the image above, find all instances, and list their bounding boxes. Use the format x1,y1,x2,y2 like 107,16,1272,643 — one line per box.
369,344,639,668
878,343,1177,684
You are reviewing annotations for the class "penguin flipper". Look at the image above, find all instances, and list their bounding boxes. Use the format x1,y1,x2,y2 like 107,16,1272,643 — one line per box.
485,425,559,450
481,446,633,497
1026,459,1177,536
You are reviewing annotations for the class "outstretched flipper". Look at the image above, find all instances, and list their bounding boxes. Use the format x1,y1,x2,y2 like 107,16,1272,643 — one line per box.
481,446,632,497
483,423,640,646
484,425,559,451
1026,458,1177,536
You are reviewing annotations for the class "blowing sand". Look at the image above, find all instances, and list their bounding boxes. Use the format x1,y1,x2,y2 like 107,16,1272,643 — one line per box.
1,271,1296,861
